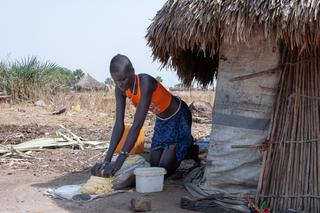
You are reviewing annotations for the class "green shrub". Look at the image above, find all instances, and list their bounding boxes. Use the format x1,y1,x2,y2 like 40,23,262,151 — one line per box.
0,56,75,101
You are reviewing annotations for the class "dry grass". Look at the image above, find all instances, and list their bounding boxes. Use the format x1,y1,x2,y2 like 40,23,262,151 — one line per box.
0,89,213,147
48,89,215,112
46,90,117,113
0,89,215,114
173,90,215,106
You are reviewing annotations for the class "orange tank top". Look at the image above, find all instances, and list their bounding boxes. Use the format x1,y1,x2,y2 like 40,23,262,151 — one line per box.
125,74,172,115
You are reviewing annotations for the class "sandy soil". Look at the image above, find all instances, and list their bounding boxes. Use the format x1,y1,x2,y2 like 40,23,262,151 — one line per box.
0,102,211,213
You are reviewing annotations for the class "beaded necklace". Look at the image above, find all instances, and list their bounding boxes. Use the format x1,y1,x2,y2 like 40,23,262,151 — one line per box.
129,75,137,101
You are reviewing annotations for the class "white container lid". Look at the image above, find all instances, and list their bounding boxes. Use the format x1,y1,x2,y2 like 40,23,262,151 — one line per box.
134,167,166,177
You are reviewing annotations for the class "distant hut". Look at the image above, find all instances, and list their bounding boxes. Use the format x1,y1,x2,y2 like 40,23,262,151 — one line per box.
74,73,105,91
147,1,320,212
0,79,8,99
0,87,9,100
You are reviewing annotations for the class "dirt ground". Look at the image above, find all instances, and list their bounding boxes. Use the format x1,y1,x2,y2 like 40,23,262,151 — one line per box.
0,99,212,213
0,169,192,213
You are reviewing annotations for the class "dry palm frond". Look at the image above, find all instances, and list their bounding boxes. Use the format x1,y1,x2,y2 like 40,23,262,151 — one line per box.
0,138,108,155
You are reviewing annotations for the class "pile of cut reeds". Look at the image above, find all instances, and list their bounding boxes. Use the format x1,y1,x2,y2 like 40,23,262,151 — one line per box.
257,46,320,212
0,125,108,158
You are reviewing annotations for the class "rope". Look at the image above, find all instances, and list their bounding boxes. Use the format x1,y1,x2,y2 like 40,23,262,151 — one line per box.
259,194,320,199
291,93,320,100
272,138,320,144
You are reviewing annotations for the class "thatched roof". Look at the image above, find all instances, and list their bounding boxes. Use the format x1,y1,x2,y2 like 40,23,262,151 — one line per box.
146,0,320,86
74,73,105,90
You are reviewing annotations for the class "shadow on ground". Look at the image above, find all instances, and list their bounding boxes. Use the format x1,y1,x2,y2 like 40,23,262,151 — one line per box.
32,167,191,213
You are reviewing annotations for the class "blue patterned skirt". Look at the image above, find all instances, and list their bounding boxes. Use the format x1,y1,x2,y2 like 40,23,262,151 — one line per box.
151,100,192,161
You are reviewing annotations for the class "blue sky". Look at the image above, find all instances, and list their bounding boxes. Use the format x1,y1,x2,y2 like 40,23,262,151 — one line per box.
0,0,180,87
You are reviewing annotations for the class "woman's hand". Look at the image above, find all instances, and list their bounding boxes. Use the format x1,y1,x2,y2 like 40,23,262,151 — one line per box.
90,161,110,177
91,153,127,177
90,161,105,176
90,161,120,177
101,162,117,177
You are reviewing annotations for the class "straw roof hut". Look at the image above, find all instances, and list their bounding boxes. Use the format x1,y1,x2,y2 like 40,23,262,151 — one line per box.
74,73,105,91
147,0,320,86
147,1,320,212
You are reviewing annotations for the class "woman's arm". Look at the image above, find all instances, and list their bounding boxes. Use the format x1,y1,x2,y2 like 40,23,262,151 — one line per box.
106,75,157,175
104,86,126,162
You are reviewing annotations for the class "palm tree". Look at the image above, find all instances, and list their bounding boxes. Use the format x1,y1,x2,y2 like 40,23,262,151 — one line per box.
73,69,85,80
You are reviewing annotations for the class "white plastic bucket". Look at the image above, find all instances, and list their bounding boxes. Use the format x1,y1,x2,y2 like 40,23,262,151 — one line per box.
134,167,166,193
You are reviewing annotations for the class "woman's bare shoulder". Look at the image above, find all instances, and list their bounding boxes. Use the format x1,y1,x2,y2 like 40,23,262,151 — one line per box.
139,74,157,92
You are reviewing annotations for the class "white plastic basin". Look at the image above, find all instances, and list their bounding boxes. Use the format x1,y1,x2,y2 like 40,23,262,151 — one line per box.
134,167,166,193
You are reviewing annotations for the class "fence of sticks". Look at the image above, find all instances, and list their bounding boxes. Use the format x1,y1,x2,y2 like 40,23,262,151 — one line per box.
257,45,320,212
